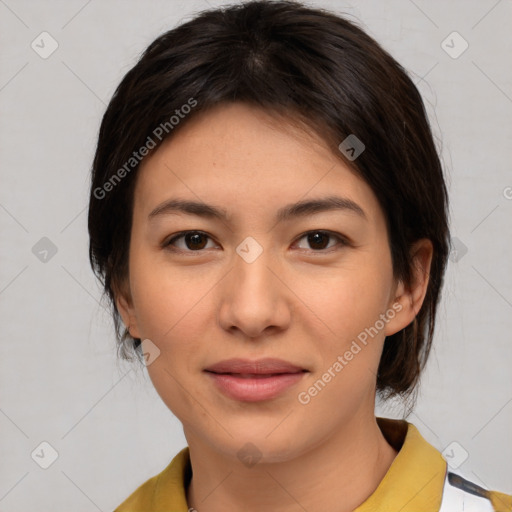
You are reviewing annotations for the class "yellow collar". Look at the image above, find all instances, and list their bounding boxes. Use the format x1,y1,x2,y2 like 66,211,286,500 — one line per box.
354,417,446,511
115,417,449,511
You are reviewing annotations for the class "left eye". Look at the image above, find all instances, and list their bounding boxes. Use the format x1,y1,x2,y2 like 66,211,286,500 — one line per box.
294,231,346,251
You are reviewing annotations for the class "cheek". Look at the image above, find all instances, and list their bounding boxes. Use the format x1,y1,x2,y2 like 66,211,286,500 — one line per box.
128,253,219,409
293,267,393,417
129,248,211,340
132,264,213,419
297,260,394,342
296,253,395,401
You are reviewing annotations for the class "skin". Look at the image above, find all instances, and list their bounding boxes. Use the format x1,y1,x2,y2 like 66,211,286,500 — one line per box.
117,102,433,512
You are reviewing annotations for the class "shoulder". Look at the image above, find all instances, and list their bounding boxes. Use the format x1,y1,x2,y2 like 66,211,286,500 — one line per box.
113,471,161,511
376,418,511,512
439,469,512,512
113,446,191,512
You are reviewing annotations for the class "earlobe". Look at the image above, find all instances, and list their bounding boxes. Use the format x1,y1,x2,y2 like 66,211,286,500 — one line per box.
114,284,141,339
384,239,434,336
408,239,434,316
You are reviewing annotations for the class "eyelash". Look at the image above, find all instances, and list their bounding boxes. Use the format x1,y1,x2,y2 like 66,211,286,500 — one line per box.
163,230,350,254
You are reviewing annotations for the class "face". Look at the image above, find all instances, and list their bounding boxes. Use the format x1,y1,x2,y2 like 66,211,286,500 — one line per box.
117,102,418,462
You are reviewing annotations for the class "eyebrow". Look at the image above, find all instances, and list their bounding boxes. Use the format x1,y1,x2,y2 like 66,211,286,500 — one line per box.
148,195,367,223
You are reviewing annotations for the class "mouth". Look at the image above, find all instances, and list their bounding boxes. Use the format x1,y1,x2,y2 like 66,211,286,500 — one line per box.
206,371,306,378
204,367,308,402
204,357,308,375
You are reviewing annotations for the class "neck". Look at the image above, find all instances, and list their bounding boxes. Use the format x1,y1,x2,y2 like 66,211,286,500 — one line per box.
185,413,399,512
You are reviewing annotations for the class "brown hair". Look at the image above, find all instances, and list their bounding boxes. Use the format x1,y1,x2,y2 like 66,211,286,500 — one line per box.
88,0,449,401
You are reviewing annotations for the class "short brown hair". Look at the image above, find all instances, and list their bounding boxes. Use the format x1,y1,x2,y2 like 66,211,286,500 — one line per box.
88,0,450,401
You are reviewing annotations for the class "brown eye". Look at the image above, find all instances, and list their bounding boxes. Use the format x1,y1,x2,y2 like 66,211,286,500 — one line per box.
307,232,330,250
165,231,216,251
185,232,208,250
295,231,347,251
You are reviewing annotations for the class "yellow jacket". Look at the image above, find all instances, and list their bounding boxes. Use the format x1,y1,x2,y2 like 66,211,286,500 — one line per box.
114,417,512,512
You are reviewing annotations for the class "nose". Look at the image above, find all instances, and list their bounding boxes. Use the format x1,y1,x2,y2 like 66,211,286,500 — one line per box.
217,244,292,340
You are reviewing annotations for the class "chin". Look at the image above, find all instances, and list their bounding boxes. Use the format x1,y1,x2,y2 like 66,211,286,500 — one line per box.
208,427,307,466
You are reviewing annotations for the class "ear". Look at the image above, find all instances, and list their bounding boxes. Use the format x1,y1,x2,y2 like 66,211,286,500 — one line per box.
384,238,434,336
114,279,141,339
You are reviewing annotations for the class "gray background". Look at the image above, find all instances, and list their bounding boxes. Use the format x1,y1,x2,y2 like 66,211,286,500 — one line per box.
0,0,511,510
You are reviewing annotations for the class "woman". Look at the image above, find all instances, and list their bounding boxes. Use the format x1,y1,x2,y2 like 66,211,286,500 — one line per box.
87,1,512,510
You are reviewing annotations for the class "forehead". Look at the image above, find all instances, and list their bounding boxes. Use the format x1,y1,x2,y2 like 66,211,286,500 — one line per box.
133,103,383,226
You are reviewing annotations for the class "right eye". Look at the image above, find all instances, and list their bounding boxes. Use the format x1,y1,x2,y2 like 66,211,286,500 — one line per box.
164,231,219,252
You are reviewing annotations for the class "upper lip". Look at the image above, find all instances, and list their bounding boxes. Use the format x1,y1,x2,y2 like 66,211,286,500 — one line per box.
204,358,308,374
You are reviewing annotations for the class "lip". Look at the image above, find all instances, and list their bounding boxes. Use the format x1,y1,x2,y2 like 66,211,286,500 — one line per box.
205,372,307,402
204,358,308,402
204,357,307,374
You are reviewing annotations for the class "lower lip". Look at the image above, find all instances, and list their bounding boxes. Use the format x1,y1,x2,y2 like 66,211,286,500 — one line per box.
205,371,307,402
